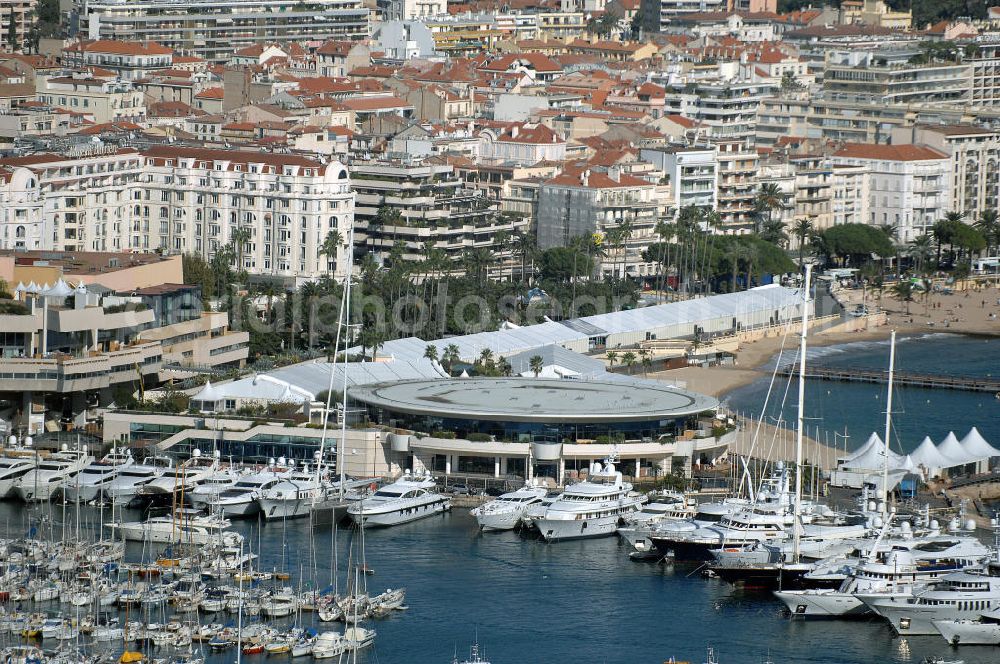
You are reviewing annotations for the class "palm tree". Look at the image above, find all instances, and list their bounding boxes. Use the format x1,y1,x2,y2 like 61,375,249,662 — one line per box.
320,229,343,280
423,344,438,363
621,351,637,375
528,355,544,377
793,218,813,267
754,182,786,234
512,230,536,283
231,226,251,266
606,350,618,369
891,280,915,315
760,218,788,247
908,234,934,274
496,357,512,377
638,348,652,377
443,344,460,375
975,209,999,255
479,348,494,367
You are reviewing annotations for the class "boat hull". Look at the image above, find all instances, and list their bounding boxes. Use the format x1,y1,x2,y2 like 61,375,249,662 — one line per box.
348,497,450,527
773,589,869,617
536,514,621,542
867,598,986,636
933,619,1000,645
258,496,313,520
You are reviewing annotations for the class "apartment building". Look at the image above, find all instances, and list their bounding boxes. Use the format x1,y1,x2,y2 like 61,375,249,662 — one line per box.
639,0,727,32
0,148,144,253
823,51,971,106
377,0,448,20
639,146,718,215
351,160,525,268
831,163,870,227
140,146,354,285
0,164,44,251
478,123,567,166
892,124,1000,220
2,1,36,53
537,167,660,279
1,283,162,434
62,40,174,81
128,284,249,368
77,0,370,63
35,73,146,124
830,143,952,242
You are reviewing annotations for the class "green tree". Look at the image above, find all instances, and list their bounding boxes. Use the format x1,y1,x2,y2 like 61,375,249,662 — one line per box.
442,344,460,375
528,355,544,377
819,224,895,267
753,182,786,234
975,209,1000,255
793,218,813,267
423,344,438,363
891,280,915,315
538,246,593,283
621,351,637,375
606,350,618,369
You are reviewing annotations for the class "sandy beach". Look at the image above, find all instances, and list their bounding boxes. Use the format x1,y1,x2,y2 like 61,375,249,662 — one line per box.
654,282,1000,400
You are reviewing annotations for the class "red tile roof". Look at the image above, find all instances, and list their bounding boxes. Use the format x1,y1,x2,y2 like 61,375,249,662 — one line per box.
833,143,948,161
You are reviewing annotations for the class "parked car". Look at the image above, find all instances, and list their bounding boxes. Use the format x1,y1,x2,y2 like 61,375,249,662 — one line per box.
448,483,471,495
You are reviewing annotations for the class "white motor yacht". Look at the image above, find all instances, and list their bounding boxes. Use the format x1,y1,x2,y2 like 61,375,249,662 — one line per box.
14,446,93,502
535,462,646,542
865,561,1000,635
137,449,220,499
210,464,291,517
256,467,327,521
617,491,698,552
0,447,39,498
774,535,991,618
63,448,133,503
470,482,548,531
106,509,243,546
347,472,450,527
933,606,1000,645
103,456,173,503
187,468,243,510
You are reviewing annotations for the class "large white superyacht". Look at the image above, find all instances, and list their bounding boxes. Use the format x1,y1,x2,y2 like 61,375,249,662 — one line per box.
774,535,991,618
865,559,1000,635
0,444,39,498
14,446,93,502
210,464,292,517
63,448,134,503
470,482,548,531
534,462,645,542
347,472,450,527
137,449,220,499
102,455,173,503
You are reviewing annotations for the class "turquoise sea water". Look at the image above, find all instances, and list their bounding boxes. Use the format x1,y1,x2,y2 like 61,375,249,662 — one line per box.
724,333,1000,458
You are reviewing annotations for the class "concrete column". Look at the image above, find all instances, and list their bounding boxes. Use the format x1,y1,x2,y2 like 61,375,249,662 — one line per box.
526,455,533,481
494,456,500,478
445,455,451,475
558,457,565,486
635,457,641,480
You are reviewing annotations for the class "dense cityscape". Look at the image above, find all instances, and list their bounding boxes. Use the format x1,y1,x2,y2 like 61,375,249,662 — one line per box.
1,1,1000,663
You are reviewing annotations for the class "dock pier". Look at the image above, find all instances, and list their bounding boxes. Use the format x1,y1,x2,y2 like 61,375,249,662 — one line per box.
777,366,1000,393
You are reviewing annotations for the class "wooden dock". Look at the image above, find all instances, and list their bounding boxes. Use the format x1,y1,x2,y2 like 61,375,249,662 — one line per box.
777,366,1000,393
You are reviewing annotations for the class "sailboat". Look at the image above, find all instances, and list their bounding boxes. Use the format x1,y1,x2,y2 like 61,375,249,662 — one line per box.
707,266,821,589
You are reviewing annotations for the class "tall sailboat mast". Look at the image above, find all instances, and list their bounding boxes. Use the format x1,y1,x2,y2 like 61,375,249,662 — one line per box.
881,329,896,512
793,264,811,563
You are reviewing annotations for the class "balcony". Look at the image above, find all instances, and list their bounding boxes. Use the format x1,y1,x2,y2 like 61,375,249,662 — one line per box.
0,342,161,393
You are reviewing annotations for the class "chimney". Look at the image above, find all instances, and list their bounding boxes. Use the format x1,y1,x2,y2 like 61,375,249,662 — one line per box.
510,125,519,138
581,169,590,187
609,165,621,183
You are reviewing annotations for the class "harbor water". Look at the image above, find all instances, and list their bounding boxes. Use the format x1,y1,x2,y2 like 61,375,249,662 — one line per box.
725,333,1000,456
3,502,999,664
4,333,1000,664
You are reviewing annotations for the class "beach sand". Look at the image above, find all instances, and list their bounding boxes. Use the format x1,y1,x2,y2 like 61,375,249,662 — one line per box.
647,282,1000,468
654,282,1000,400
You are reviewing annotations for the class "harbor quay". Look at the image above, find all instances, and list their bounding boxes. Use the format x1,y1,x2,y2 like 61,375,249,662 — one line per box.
103,376,732,486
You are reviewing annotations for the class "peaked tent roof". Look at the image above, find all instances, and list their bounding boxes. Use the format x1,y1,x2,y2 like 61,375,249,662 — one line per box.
909,435,958,471
959,427,1000,459
938,431,978,465
838,432,908,471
